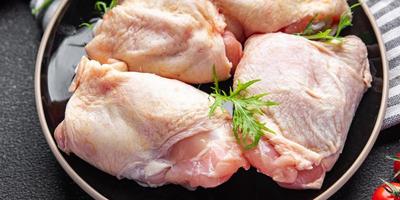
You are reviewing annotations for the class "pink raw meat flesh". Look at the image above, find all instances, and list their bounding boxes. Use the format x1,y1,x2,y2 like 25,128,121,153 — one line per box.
85,0,243,84
54,56,248,189
211,0,350,40
234,33,372,189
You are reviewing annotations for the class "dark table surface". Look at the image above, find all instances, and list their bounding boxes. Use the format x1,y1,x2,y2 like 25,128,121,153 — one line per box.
1,1,399,199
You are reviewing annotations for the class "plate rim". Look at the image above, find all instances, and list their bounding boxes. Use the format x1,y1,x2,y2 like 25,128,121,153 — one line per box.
34,1,389,199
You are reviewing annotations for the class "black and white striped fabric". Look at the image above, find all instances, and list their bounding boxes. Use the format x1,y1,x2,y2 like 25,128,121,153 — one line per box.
366,0,400,129
31,0,400,129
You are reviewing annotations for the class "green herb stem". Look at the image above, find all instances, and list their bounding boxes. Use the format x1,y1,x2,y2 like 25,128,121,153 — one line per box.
80,0,118,29
95,0,118,14
32,0,54,15
381,179,400,197
298,2,361,44
209,68,277,149
79,23,94,30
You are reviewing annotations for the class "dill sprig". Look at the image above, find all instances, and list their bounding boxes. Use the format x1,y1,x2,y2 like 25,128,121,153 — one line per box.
300,2,361,44
209,68,277,149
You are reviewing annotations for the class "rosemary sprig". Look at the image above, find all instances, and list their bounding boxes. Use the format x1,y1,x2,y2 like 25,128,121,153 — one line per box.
299,2,361,44
31,0,54,15
209,68,277,149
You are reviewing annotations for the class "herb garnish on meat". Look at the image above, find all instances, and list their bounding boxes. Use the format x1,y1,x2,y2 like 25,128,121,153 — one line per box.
209,68,277,149
299,3,361,44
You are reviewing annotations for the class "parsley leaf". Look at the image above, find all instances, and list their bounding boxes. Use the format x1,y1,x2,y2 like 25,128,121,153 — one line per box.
299,2,361,44
209,68,277,149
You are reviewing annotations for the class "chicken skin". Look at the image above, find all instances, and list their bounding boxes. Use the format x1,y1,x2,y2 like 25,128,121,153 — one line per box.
211,0,350,40
85,0,242,84
234,33,371,189
54,56,248,189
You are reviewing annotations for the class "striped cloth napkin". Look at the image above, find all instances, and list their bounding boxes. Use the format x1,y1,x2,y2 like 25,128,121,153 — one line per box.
31,0,400,129
366,0,400,129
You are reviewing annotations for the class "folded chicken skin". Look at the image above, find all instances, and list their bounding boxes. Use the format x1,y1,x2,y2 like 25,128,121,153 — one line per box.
85,0,242,84
211,0,350,40
234,33,372,189
55,56,248,188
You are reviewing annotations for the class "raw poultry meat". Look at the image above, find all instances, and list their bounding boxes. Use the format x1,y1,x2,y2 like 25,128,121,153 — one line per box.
234,33,372,189
54,56,248,188
211,0,350,40
85,0,242,84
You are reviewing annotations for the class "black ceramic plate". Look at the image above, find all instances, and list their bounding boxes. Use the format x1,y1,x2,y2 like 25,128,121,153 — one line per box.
35,0,388,199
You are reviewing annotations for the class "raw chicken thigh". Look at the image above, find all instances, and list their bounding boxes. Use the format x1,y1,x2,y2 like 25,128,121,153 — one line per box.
234,33,371,189
211,0,350,40
85,0,242,84
54,56,248,188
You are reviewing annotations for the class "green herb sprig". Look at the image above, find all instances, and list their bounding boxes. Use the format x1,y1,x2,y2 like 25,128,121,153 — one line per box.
79,22,94,30
209,68,277,149
95,0,118,14
380,179,400,197
31,0,54,15
79,0,118,29
387,155,400,179
302,15,319,36
299,2,361,44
